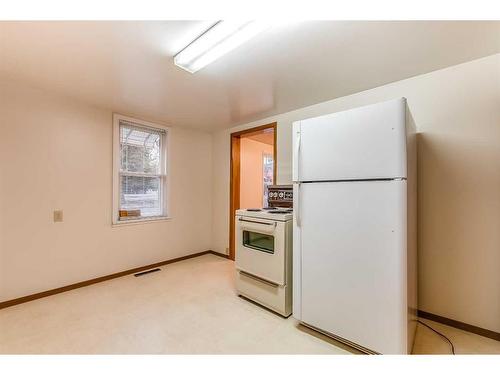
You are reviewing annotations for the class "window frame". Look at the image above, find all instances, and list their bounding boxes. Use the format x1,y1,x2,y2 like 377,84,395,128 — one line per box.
112,114,170,225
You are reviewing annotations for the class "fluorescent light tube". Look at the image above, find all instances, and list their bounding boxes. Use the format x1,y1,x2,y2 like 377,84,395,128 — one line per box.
174,21,271,73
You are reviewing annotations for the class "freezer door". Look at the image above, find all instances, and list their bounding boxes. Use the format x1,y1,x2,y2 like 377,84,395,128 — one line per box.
298,180,408,354
294,98,407,182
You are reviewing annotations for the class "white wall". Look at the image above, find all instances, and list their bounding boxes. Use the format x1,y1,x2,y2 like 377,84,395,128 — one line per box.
0,81,213,302
211,54,500,332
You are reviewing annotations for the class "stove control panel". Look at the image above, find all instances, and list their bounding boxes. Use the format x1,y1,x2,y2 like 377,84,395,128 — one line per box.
267,185,293,208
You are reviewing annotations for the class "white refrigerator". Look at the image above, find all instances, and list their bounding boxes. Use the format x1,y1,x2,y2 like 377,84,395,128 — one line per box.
292,98,417,354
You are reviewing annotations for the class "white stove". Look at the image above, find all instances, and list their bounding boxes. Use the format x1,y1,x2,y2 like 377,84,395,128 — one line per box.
234,186,293,317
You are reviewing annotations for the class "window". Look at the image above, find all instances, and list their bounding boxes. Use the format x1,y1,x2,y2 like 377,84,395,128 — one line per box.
113,114,169,224
262,153,274,207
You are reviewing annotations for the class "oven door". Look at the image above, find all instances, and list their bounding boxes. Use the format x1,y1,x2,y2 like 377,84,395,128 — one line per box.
235,215,286,286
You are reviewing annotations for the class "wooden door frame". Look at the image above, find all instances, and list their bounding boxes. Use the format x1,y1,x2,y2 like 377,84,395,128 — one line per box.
229,122,277,261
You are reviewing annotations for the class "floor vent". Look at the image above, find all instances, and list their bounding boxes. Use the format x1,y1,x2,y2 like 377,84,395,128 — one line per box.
134,268,161,277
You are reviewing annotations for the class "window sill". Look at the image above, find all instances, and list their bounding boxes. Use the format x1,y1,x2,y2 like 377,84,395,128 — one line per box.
112,216,172,227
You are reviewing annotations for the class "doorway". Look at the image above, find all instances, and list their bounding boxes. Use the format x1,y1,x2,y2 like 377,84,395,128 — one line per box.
229,122,277,260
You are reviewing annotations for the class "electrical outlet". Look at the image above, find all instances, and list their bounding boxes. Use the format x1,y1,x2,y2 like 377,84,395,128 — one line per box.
53,210,63,222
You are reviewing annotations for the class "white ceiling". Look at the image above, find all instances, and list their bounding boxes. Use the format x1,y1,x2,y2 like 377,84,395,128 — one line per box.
1,21,499,131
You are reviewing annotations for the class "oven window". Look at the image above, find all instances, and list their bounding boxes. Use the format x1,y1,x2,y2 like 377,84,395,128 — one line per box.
243,231,275,254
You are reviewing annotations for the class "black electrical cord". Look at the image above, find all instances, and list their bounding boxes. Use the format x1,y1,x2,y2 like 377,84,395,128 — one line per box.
417,320,455,354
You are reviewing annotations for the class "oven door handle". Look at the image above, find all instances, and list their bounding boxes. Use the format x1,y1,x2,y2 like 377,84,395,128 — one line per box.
238,217,277,235
238,218,277,227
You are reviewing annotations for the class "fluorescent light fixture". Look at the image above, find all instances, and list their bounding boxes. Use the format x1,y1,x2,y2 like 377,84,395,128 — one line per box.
174,21,271,73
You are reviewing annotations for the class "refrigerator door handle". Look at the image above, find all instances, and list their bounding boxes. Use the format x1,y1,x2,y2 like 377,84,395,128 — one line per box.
293,123,301,181
295,182,301,227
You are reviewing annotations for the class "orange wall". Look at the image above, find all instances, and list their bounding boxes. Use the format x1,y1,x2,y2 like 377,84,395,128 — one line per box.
240,138,274,209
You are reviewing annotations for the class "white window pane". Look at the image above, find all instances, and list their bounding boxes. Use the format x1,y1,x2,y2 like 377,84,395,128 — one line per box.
120,126,161,174
262,154,274,207
120,175,162,217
